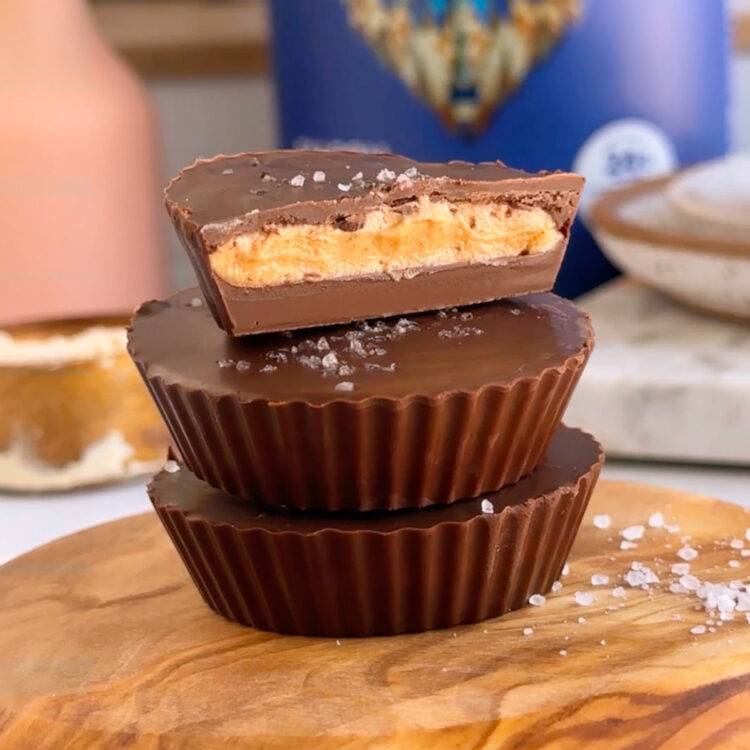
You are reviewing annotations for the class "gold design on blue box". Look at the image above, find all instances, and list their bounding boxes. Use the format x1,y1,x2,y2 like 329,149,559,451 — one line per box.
342,0,580,132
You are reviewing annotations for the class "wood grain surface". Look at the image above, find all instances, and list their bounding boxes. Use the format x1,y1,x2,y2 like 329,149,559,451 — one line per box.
1,480,750,749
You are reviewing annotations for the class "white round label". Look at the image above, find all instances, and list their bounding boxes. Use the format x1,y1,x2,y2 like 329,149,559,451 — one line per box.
573,118,678,214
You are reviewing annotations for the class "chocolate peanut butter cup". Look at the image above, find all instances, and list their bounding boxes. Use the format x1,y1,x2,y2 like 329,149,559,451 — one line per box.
129,289,594,511
165,151,583,335
148,426,603,637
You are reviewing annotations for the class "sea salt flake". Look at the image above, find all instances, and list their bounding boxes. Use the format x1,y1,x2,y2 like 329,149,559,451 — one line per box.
630,561,643,571
593,514,611,530
321,352,340,370
261,172,275,182
731,539,745,549
217,359,235,369
376,168,396,182
316,337,330,352
622,525,645,541
236,360,251,372
528,594,546,607
729,560,741,569
299,355,323,370
678,546,698,561
665,524,680,534
352,171,364,181
338,365,355,377
680,575,700,591
578,616,586,624
648,512,665,528
611,586,626,598
260,365,277,373
163,460,180,474
600,640,607,646
290,174,305,187
562,563,570,576
574,591,594,606
335,381,354,392
671,563,690,576
742,550,750,558
669,583,687,594
338,183,352,192
690,625,707,635
624,566,659,587
460,311,474,321
480,499,494,515
404,166,419,178
559,650,567,656
591,574,610,586
523,627,534,636
313,170,326,183
620,541,638,550
189,297,203,307
222,168,234,175
551,581,563,593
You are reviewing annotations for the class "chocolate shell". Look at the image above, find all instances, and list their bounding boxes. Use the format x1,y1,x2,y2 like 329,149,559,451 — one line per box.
129,290,593,511
148,426,604,637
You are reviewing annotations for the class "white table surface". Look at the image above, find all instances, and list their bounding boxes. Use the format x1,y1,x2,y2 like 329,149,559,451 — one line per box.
1,461,749,565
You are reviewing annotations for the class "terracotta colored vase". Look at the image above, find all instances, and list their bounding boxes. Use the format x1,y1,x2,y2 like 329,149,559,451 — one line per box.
0,0,167,326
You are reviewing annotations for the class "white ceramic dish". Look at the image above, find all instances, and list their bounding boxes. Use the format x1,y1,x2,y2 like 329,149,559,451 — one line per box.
665,154,750,238
590,176,750,319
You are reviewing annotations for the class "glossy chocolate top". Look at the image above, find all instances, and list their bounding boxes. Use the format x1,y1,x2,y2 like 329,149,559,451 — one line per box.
150,426,602,532
165,150,584,247
128,289,592,405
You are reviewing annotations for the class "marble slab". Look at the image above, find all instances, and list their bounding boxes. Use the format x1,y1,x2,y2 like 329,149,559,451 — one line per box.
565,279,750,466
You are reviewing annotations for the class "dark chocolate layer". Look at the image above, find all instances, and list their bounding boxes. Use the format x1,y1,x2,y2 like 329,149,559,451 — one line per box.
148,426,604,636
128,289,592,405
166,150,584,246
165,150,583,335
129,291,593,510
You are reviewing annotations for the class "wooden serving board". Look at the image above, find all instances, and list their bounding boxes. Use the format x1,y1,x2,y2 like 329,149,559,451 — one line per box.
2,480,750,749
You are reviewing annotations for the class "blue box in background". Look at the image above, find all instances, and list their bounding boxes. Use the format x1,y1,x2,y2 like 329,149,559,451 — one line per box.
269,0,729,297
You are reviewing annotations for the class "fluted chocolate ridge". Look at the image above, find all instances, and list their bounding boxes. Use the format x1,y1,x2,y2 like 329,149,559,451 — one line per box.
148,426,603,637
131,291,593,511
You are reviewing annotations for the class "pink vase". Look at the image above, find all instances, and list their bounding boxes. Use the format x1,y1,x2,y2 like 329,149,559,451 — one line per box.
0,0,167,326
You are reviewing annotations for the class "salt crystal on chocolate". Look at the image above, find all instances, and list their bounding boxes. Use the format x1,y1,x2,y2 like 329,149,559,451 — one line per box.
163,460,180,474
338,183,351,192
528,594,546,607
730,539,744,549
321,352,340,370
591,574,610,586
313,170,326,183
671,562,690,576
334,382,354,392
376,168,396,182
574,591,594,606
290,174,305,187
480,499,494,514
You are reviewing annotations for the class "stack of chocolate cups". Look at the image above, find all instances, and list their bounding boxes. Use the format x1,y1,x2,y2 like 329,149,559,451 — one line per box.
129,151,604,637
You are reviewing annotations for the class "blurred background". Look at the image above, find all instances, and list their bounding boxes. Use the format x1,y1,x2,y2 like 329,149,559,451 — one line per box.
0,0,749,552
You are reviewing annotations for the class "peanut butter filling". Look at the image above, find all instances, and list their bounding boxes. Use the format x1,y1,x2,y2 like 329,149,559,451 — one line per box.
210,198,562,288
